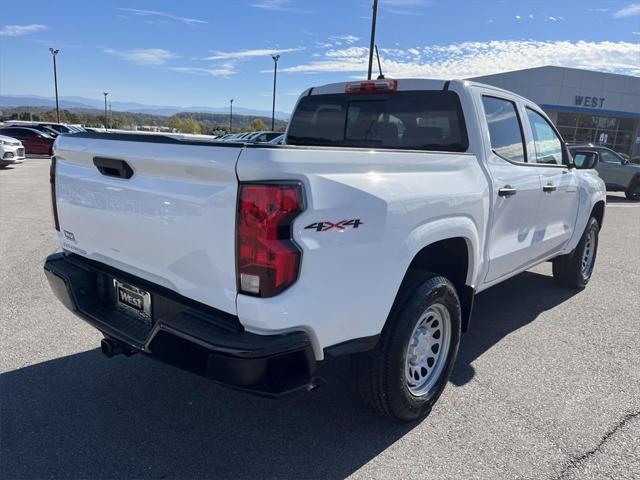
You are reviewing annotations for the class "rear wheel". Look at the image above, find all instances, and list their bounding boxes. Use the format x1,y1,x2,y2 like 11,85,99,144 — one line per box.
353,273,461,421
552,217,599,288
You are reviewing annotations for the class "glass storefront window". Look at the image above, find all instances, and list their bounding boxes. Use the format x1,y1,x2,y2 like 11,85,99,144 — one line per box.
556,113,579,127
619,118,635,130
549,111,638,155
557,126,576,142
574,129,595,143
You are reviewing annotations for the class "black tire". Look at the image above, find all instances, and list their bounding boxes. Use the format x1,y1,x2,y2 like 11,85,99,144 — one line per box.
552,217,599,289
625,190,639,201
626,177,640,201
352,273,461,421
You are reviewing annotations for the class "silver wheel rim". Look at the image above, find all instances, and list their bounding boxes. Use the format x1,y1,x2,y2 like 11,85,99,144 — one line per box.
581,228,596,277
404,303,452,397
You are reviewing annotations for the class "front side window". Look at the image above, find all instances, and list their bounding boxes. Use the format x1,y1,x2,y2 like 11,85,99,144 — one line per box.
526,109,563,165
287,91,468,152
599,149,622,164
482,96,526,163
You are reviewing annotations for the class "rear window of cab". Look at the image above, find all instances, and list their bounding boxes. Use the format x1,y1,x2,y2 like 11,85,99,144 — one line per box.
287,90,469,152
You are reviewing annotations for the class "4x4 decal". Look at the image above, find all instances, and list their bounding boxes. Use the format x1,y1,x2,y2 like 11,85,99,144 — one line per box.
304,219,363,232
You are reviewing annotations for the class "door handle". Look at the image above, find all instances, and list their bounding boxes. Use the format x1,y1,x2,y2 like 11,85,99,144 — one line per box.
543,183,557,193
498,186,517,197
93,157,134,179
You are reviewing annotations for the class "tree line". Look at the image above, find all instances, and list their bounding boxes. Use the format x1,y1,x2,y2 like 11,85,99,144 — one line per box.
0,107,288,134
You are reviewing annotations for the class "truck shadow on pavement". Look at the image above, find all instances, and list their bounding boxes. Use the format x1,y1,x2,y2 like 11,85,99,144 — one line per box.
1,271,577,479
451,270,578,386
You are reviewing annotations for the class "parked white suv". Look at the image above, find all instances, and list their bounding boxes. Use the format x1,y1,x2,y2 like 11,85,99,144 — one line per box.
0,134,26,167
44,79,605,421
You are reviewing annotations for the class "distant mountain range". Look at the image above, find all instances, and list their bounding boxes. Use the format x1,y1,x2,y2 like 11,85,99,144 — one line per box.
0,95,291,120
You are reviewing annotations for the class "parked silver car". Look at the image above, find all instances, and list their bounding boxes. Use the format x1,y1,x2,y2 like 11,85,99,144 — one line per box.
570,144,640,200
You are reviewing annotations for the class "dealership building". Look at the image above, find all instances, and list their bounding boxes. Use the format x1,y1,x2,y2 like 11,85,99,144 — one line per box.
472,66,640,157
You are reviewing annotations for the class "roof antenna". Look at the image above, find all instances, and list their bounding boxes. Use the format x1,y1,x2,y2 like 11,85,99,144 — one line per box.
375,45,385,79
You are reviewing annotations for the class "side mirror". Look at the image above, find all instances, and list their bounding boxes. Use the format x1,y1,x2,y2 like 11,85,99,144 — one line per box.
622,158,630,165
572,151,598,170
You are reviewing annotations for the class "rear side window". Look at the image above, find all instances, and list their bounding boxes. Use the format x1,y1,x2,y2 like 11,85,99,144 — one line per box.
526,108,563,165
287,91,468,152
2,128,34,138
482,96,526,163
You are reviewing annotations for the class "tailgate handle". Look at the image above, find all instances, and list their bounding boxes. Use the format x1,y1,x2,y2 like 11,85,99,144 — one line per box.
93,157,134,179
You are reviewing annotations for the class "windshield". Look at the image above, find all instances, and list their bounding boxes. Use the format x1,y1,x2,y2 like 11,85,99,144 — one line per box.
287,90,468,152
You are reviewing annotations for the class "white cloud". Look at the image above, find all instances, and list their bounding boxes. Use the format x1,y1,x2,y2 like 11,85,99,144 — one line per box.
0,24,48,36
277,40,640,78
251,0,289,10
103,48,177,66
325,47,369,58
250,0,315,13
329,35,360,45
613,3,640,18
170,65,235,77
118,8,207,25
204,47,304,61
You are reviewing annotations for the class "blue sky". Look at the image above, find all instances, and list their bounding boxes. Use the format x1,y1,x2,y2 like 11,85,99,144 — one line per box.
1,0,639,113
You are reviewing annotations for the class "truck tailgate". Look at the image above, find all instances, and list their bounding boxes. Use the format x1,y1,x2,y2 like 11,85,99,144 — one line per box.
53,134,241,315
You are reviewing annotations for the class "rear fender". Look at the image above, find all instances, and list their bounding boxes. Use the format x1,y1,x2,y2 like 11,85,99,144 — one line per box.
401,216,481,287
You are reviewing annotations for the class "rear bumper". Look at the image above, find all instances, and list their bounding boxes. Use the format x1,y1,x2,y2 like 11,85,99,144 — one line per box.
44,252,317,396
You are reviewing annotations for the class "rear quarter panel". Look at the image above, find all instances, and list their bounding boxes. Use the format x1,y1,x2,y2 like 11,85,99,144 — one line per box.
236,146,489,357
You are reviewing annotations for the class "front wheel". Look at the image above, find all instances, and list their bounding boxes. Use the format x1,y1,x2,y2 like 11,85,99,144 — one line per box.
625,190,639,201
552,217,600,288
353,273,461,421
626,177,640,201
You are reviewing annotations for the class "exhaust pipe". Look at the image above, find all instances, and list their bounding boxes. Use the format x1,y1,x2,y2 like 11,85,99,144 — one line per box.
101,338,135,358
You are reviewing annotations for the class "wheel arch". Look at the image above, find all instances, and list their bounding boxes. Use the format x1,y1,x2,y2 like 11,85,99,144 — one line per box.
388,223,480,335
591,200,605,230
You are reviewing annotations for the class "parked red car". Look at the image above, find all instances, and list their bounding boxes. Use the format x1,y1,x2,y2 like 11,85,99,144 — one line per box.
0,127,55,155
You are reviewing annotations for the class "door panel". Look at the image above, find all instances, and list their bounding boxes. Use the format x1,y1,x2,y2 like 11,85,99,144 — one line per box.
479,93,543,283
599,150,628,187
485,156,542,282
597,156,622,186
537,168,580,256
524,107,581,258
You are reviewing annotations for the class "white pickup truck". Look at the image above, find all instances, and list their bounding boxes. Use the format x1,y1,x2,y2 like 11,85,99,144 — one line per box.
44,78,605,421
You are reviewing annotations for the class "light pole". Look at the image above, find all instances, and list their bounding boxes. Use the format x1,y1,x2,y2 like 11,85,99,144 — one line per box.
367,0,379,80
103,92,108,130
229,99,234,133
271,54,280,131
49,48,60,123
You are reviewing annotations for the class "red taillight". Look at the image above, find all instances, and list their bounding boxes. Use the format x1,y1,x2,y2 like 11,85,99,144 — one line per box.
345,79,397,94
237,183,304,297
50,156,60,231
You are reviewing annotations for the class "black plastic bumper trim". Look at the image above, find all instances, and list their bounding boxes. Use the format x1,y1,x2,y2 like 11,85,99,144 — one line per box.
323,334,380,358
44,252,316,396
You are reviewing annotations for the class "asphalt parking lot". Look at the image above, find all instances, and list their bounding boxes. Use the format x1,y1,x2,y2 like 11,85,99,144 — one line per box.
1,156,639,480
